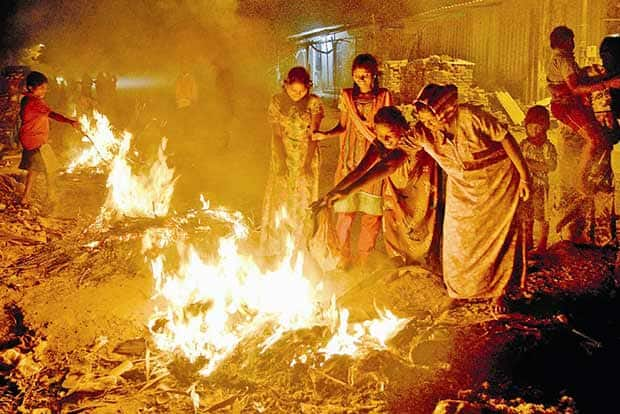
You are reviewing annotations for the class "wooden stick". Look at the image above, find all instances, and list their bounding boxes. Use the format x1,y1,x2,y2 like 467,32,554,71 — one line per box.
137,372,169,393
309,368,354,390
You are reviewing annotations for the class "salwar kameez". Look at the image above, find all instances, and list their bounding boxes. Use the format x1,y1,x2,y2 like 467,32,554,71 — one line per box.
333,88,391,260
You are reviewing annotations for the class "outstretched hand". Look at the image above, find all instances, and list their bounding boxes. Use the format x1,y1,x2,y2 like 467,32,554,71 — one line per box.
314,190,346,211
309,197,326,213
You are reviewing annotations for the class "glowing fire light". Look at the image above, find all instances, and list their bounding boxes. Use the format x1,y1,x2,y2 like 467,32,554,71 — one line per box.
67,111,122,173
99,135,175,220
145,198,409,377
70,111,408,384
319,308,410,360
66,110,176,222
147,200,320,375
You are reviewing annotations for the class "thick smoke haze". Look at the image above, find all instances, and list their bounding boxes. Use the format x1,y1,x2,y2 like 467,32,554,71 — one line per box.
0,0,412,214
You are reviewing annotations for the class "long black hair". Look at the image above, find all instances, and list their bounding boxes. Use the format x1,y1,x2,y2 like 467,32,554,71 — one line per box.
374,106,409,131
352,53,380,98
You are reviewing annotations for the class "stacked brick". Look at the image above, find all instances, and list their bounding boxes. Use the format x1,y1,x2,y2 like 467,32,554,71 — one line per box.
380,60,409,102
400,55,475,103
381,55,519,127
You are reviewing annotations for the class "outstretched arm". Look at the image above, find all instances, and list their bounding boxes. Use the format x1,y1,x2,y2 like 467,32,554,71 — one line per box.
49,111,79,128
564,72,620,95
340,149,407,195
330,142,382,193
313,109,347,141
314,148,407,209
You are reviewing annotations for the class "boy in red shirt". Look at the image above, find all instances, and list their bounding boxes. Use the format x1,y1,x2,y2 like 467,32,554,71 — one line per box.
19,71,79,206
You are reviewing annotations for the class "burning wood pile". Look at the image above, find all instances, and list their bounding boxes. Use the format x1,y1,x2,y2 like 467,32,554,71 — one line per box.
0,109,616,412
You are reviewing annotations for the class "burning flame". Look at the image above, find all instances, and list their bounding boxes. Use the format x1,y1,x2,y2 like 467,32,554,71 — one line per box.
145,198,409,377
66,110,176,222
99,135,175,220
319,308,410,360
67,111,120,173
67,112,409,385
147,199,320,376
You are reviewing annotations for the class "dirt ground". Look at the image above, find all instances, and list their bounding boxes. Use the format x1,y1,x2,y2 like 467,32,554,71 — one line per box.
1,98,620,413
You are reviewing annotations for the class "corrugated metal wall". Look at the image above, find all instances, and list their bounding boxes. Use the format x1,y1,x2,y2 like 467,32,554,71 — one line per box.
288,0,607,102
402,0,606,103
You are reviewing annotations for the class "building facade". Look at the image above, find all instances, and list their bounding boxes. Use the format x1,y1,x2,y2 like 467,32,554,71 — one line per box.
286,0,611,104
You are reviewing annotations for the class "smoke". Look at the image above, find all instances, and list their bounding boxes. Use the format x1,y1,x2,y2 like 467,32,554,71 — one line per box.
0,0,411,214
0,0,279,211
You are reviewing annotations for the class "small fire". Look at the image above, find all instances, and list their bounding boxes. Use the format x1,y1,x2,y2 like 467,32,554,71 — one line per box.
67,111,121,173
99,135,175,221
319,307,410,360
66,110,176,222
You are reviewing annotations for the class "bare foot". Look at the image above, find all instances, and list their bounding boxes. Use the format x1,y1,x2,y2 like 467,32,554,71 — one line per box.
490,296,511,317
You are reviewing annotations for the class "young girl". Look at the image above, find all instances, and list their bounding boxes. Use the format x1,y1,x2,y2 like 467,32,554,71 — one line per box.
313,54,391,268
313,107,442,271
18,71,79,206
316,85,531,314
519,106,557,255
260,67,324,256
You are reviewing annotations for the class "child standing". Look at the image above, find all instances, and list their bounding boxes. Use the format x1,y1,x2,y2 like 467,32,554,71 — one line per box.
19,71,79,206
313,54,391,269
519,106,557,254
